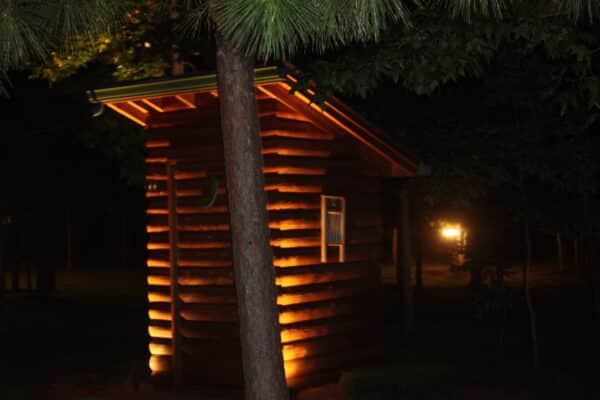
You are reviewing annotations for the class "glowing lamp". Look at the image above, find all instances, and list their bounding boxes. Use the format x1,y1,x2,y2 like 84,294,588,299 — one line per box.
441,227,461,239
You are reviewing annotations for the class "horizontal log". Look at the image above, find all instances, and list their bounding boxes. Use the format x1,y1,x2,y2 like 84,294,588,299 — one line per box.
278,295,377,324
179,303,238,322
260,116,330,138
180,320,239,340
178,231,232,244
263,154,354,170
269,219,320,231
283,345,381,382
277,279,379,306
148,323,173,339
149,355,172,373
262,137,333,158
181,337,241,357
178,270,234,286
275,262,379,288
179,285,237,304
149,339,173,356
271,229,320,240
280,316,380,343
282,329,380,361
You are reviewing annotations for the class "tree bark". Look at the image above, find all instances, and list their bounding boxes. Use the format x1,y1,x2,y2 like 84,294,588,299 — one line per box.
414,226,424,302
556,232,564,272
0,229,4,303
399,187,415,334
524,216,540,369
573,238,579,270
66,207,73,270
215,33,289,400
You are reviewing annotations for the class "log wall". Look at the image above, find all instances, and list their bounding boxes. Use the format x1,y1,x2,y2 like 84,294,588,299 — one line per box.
145,92,385,388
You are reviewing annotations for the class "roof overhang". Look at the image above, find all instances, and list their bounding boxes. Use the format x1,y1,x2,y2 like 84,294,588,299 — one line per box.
88,66,418,176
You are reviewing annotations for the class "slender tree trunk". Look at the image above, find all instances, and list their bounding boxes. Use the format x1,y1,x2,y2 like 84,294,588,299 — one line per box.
524,216,540,369
573,238,579,270
121,211,127,269
215,33,289,400
414,226,424,302
66,207,73,270
0,230,4,302
556,232,564,272
399,187,414,334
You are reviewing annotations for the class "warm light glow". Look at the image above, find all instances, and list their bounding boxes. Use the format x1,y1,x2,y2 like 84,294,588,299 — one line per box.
269,219,320,231
178,259,232,268
147,243,169,250
178,224,230,232
263,166,327,175
274,256,321,267
441,227,461,239
148,309,172,321
283,358,300,379
149,355,169,374
148,326,172,339
264,184,323,193
268,202,320,211
147,225,169,233
148,292,171,303
149,342,172,356
262,147,330,157
106,103,147,127
147,259,170,268
147,275,170,286
271,237,320,248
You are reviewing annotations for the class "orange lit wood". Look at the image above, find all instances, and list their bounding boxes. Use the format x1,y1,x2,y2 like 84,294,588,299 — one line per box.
106,102,148,127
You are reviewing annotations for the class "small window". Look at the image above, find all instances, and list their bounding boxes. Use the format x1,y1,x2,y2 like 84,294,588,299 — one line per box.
321,195,346,262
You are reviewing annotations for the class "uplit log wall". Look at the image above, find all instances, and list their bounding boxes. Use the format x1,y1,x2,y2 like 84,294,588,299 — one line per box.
142,87,387,389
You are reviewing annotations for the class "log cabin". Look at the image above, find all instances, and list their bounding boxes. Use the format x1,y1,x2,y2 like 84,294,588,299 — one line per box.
87,66,418,390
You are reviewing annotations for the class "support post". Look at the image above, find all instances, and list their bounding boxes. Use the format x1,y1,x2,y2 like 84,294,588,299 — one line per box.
167,162,182,387
399,187,414,334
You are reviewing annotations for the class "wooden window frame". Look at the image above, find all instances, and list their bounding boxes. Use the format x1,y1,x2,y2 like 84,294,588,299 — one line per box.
321,195,346,263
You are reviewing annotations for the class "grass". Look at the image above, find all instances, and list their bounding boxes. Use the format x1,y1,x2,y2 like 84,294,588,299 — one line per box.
1,263,598,399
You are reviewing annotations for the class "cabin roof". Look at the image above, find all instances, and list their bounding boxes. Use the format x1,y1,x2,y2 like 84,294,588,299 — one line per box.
87,66,418,176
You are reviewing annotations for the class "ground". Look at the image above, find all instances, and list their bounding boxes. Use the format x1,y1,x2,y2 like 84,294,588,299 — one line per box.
0,263,598,399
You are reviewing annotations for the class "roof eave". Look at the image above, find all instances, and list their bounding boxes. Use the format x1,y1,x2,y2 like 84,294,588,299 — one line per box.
87,66,284,104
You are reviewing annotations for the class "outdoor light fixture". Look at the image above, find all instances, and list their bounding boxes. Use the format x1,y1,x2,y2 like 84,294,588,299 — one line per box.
441,227,461,239
439,222,467,268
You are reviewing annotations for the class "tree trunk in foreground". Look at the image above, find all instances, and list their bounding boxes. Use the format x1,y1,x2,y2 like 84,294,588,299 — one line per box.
399,187,414,334
524,217,540,369
215,33,289,400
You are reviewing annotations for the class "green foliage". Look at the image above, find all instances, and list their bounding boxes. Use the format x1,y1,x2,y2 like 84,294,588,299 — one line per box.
30,1,170,84
183,0,410,61
0,0,124,93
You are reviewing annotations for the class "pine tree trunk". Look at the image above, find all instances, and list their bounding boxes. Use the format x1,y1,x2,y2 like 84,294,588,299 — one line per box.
524,217,540,369
556,232,564,272
414,226,424,302
0,230,4,302
399,187,414,334
215,33,289,400
573,238,579,270
66,207,73,270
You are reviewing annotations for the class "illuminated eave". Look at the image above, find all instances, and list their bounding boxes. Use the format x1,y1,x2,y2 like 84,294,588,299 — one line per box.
87,66,284,104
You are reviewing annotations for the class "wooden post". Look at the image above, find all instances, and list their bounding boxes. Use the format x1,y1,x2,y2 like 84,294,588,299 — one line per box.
167,162,182,387
556,232,564,272
399,187,414,334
